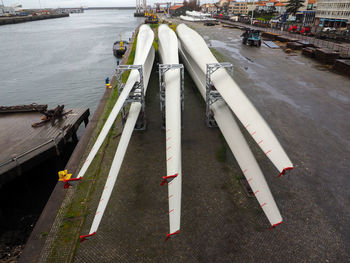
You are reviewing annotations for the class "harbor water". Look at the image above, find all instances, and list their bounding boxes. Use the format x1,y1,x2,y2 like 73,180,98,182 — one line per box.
0,10,142,113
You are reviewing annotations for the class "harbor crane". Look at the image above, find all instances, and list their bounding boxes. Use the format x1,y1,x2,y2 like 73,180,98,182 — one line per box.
136,0,147,13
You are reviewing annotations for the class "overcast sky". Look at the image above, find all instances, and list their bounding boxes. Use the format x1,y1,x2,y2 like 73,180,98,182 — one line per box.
2,0,218,9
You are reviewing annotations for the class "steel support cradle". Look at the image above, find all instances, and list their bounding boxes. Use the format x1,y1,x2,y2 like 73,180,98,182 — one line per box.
205,62,233,128
116,64,146,130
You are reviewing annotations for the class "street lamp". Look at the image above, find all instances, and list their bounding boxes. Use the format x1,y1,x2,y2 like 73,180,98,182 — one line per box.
251,0,255,25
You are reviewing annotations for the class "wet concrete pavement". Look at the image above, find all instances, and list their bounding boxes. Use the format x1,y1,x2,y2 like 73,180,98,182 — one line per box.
38,23,350,262
181,21,350,261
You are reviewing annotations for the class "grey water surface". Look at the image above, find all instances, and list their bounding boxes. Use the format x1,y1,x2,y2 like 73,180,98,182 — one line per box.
0,10,142,113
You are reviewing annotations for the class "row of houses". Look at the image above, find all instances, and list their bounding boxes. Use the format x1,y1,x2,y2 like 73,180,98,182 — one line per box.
201,0,350,29
201,1,289,16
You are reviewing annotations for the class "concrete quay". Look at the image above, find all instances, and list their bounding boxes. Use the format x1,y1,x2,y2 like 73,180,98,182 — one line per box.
0,13,69,26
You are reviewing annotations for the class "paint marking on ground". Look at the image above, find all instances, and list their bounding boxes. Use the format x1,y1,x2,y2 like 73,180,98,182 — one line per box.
167,157,172,162
169,209,174,214
261,203,267,208
258,140,263,145
265,150,272,155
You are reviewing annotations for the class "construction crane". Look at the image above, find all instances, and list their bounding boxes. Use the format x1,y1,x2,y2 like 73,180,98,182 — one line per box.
136,0,147,13
135,0,147,16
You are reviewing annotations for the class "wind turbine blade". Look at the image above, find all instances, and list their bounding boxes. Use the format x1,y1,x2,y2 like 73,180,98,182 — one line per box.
158,24,182,238
80,25,155,240
75,25,155,182
178,40,282,226
177,24,293,176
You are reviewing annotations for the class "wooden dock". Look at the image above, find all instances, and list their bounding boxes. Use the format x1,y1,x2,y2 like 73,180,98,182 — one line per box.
0,108,89,187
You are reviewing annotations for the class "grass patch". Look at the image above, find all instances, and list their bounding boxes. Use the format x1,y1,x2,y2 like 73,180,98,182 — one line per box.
150,23,159,29
216,134,227,163
153,36,158,51
121,35,138,84
210,48,226,63
169,23,177,32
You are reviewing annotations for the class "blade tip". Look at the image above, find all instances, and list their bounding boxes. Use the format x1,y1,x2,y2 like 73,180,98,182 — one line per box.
278,167,294,178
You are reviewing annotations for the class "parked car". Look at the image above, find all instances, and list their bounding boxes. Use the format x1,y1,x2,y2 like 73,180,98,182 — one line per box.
230,16,239,22
322,27,336,33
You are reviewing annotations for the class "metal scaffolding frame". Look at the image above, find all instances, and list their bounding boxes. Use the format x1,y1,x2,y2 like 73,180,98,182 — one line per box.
158,63,184,129
116,64,146,130
205,62,234,128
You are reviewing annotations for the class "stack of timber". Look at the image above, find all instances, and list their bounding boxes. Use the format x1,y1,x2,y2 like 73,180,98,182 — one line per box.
315,48,340,65
287,42,304,50
297,40,314,48
261,32,280,40
302,47,317,58
276,35,298,42
334,59,350,75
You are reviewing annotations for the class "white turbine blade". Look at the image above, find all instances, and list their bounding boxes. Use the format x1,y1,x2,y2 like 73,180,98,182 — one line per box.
177,24,293,176
158,24,182,238
81,26,155,240
179,41,282,226
75,25,155,182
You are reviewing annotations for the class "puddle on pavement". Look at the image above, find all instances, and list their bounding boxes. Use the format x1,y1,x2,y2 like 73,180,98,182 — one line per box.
328,90,350,103
209,39,254,64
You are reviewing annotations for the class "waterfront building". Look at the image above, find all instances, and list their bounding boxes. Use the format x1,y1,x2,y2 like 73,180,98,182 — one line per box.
255,0,286,15
201,3,217,13
229,1,248,14
169,5,191,16
294,0,317,26
315,0,350,28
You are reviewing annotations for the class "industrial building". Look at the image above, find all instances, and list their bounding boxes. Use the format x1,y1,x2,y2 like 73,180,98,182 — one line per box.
169,4,191,16
315,0,350,28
